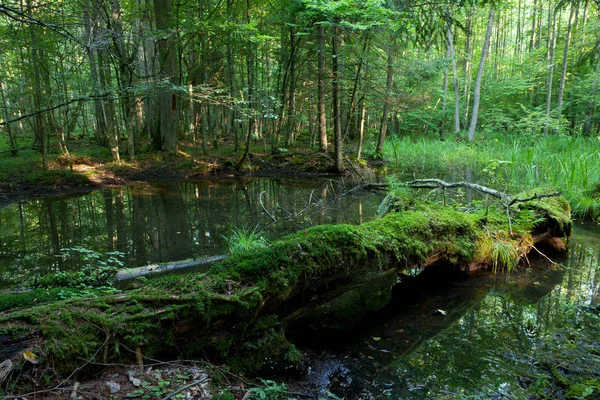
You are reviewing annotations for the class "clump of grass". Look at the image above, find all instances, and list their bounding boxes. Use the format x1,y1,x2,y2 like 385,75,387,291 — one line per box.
492,240,520,273
224,226,268,254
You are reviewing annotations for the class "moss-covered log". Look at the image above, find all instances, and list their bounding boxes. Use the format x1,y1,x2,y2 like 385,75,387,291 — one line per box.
0,192,571,376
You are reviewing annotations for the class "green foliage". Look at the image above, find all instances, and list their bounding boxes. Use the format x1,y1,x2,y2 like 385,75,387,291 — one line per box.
247,379,289,400
224,226,268,254
35,247,124,290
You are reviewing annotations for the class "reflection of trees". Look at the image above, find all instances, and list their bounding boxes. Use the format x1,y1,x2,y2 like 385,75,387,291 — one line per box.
0,179,384,285
314,265,566,399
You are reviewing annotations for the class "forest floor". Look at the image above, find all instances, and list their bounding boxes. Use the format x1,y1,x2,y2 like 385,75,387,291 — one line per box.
0,142,372,208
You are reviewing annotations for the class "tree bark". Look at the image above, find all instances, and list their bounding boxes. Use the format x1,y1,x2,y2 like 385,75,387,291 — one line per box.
544,6,557,135
110,0,138,160
332,23,343,172
317,23,328,151
556,3,575,124
376,39,394,155
0,76,17,156
28,0,47,170
154,0,179,151
446,13,460,135
467,9,494,142
235,0,255,171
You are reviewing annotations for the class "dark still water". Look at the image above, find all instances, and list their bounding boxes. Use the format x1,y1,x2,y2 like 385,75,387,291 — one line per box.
0,178,385,288
291,224,600,399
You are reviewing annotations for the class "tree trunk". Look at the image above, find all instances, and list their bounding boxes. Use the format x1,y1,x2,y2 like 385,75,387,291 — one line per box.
556,3,575,124
544,6,557,135
0,76,17,156
154,0,179,151
98,48,121,163
110,0,138,160
467,9,495,142
343,33,369,143
285,26,297,147
376,40,394,156
235,0,255,171
332,23,343,172
28,0,47,170
357,95,366,160
0,197,571,376
317,24,328,151
446,12,460,135
530,0,538,51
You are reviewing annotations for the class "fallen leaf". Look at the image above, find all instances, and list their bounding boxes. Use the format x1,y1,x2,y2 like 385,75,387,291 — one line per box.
372,337,381,341
436,309,447,315
23,351,38,364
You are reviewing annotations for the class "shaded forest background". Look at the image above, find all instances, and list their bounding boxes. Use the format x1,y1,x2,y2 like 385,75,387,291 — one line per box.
0,0,599,172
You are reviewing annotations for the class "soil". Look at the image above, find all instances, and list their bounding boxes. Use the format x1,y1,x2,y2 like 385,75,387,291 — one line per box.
3,360,255,399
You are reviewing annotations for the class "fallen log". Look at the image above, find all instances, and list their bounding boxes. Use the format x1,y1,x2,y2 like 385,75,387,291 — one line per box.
0,190,571,379
116,255,228,282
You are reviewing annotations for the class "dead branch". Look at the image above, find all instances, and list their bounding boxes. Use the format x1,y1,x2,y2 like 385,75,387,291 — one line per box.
508,192,563,207
407,179,511,203
407,179,562,207
259,191,276,222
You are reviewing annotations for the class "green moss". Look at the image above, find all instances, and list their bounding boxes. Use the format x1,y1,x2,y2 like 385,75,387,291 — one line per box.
0,192,571,376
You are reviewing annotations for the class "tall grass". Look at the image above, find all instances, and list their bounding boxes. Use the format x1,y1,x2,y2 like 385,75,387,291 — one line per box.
378,132,600,221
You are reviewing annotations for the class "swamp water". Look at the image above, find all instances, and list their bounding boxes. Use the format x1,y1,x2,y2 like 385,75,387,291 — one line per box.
0,177,599,399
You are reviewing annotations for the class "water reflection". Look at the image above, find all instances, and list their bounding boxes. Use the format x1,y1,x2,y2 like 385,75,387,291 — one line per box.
0,178,385,288
296,227,600,399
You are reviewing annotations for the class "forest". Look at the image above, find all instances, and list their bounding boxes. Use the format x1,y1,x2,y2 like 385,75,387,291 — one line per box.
1,0,600,399
0,0,598,167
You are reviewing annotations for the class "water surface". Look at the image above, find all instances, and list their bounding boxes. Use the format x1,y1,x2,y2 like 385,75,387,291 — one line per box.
0,177,385,287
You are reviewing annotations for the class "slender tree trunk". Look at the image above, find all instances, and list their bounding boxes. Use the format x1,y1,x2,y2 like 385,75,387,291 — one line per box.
544,6,557,135
530,0,538,51
556,3,575,122
376,40,394,155
463,6,473,125
583,41,600,135
317,23,328,151
0,76,17,156
332,23,343,172
446,12,460,135
343,33,369,142
84,0,108,146
236,0,255,171
357,95,366,160
28,0,47,170
98,48,121,163
154,0,179,151
467,9,495,142
110,0,137,160
285,26,297,147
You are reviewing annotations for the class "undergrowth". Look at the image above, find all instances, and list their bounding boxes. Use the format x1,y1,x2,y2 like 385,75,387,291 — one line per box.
378,132,600,221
